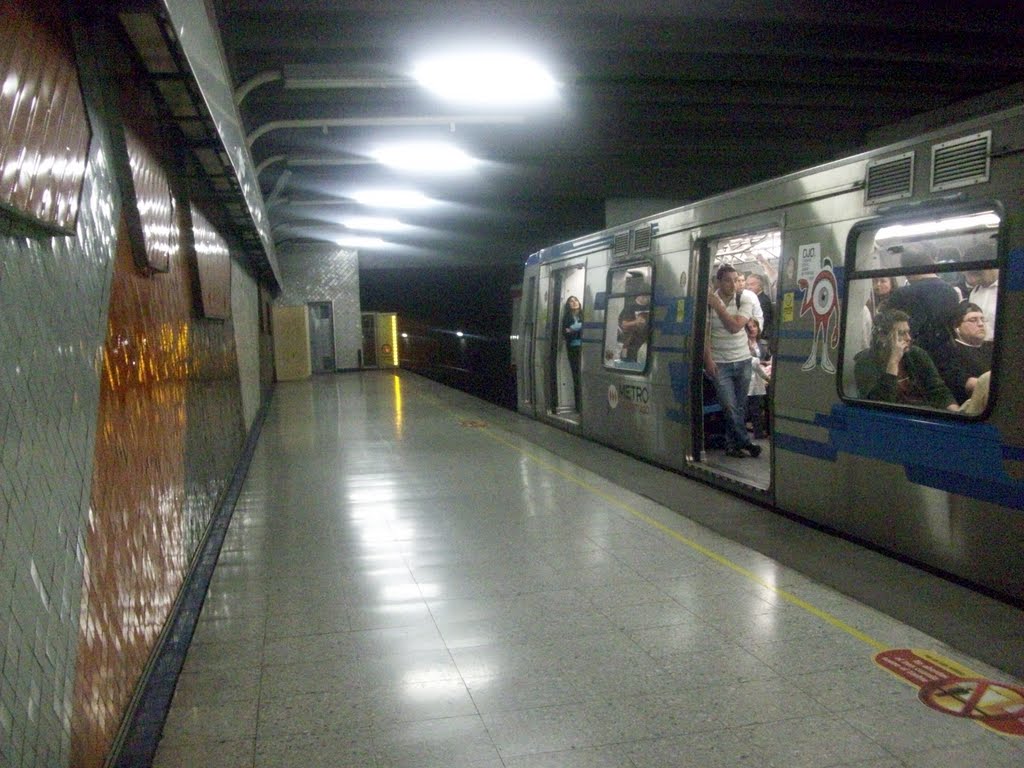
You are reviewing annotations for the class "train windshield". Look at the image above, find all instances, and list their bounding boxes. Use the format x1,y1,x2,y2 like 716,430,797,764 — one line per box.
841,207,1000,416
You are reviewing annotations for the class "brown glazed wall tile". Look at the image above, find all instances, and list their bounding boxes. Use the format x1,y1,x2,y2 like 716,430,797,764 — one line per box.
69,205,245,767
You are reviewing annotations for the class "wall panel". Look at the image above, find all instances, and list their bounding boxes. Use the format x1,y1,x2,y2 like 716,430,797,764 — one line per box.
0,99,116,768
69,210,245,768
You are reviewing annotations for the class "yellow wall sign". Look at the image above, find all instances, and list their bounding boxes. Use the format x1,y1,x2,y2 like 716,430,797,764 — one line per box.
782,292,795,322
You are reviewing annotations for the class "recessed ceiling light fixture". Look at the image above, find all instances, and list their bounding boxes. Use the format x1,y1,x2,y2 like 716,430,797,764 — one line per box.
371,142,478,172
350,189,433,209
412,50,559,106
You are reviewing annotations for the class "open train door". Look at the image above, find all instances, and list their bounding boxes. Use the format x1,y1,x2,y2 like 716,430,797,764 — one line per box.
690,228,780,494
544,262,586,422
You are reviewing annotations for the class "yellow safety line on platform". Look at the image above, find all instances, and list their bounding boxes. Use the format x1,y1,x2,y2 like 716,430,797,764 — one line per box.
477,420,889,652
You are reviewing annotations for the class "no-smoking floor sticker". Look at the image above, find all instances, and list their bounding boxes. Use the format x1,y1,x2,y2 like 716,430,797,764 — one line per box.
875,649,1024,737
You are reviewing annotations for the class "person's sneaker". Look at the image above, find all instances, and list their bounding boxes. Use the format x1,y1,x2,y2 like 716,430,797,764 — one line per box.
725,448,746,458
744,444,762,457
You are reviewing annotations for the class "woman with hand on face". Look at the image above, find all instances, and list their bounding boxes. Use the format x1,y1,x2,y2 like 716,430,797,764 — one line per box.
853,308,957,411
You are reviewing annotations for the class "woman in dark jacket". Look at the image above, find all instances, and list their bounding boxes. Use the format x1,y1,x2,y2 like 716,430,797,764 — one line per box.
854,308,956,411
562,296,583,408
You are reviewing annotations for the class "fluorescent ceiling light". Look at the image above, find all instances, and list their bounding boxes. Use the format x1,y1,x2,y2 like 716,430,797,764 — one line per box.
412,51,558,106
371,142,477,172
342,216,407,232
876,212,999,241
335,234,388,248
350,189,432,208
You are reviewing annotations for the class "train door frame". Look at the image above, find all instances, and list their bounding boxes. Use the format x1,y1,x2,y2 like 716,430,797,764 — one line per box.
545,262,586,421
518,275,538,417
690,225,781,494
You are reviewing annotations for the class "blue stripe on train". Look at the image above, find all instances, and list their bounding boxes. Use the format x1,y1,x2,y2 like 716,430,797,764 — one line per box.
774,403,1024,510
1007,248,1024,290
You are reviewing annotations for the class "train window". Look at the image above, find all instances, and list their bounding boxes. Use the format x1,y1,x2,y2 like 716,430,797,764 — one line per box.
603,265,653,372
841,208,1000,416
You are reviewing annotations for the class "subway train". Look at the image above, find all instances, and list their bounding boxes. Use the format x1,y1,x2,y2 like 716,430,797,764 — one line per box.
512,103,1024,605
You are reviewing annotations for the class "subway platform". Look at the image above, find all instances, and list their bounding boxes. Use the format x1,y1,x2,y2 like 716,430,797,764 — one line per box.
152,371,1024,767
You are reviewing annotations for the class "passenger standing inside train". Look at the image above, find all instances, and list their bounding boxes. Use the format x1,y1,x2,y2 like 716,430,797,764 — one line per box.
562,295,583,408
745,273,774,341
884,243,960,362
617,273,651,363
705,265,762,458
854,308,957,411
736,272,764,330
936,301,992,404
870,276,894,317
745,318,771,439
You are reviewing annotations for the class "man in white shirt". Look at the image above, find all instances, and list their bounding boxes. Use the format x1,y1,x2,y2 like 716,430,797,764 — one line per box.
705,265,762,458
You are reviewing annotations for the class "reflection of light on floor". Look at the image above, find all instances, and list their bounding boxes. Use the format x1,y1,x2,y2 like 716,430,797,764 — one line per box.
381,584,423,602
399,679,470,702
399,664,464,685
363,565,409,577
753,610,778,637
750,563,778,589
347,488,400,505
415,582,441,599
373,602,426,616
392,374,403,438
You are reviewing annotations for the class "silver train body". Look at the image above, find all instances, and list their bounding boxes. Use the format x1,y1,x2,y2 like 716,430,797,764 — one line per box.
514,104,1024,603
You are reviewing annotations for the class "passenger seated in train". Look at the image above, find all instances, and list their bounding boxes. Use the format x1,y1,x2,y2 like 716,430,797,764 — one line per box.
935,301,992,404
965,266,998,342
884,243,960,362
958,370,991,416
854,308,957,411
617,273,651,363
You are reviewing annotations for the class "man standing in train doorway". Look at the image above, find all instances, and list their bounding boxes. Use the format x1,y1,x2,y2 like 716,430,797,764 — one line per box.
705,264,762,458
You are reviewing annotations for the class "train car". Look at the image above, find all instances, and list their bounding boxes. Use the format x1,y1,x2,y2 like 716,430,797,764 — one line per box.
513,103,1024,604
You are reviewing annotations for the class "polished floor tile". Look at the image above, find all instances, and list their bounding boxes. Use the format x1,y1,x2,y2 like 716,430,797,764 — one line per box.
153,372,1024,767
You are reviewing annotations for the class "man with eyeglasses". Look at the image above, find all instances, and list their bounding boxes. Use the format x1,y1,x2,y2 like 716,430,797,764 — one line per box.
936,301,993,404
965,269,998,342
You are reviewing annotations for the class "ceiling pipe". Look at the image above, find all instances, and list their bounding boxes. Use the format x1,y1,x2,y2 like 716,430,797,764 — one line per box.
246,114,526,148
256,154,375,178
255,154,288,177
235,69,413,106
235,70,283,105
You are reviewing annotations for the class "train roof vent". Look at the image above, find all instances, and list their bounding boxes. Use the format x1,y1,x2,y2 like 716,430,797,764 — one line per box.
930,130,991,191
864,151,914,205
613,231,630,258
632,224,653,252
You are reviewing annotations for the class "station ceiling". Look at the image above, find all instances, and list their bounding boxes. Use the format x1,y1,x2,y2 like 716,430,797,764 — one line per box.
150,2,1024,272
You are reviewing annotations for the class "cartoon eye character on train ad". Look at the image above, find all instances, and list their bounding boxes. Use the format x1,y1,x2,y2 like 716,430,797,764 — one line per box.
791,242,840,374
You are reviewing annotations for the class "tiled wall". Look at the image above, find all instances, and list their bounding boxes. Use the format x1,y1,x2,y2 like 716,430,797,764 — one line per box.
0,135,118,768
0,12,268,768
231,260,262,430
277,244,362,370
68,209,246,768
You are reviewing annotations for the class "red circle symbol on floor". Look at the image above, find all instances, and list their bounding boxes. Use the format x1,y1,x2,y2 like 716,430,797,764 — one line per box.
919,677,1024,724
